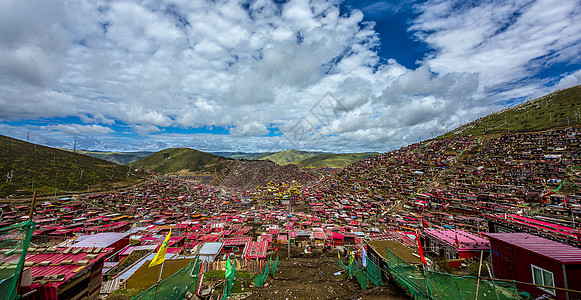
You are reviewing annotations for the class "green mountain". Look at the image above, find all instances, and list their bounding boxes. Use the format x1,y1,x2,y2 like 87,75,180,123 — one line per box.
137,148,234,174
67,150,155,165
259,149,322,165
449,84,581,137
294,152,380,168
210,151,276,160
0,135,141,195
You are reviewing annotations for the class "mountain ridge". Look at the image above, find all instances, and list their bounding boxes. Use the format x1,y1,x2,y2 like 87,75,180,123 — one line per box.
0,135,142,195
447,84,581,138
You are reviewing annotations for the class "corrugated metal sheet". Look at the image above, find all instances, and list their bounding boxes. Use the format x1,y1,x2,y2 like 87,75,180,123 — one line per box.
223,237,252,246
24,247,113,288
198,242,223,255
71,232,131,248
116,252,177,280
119,245,157,256
426,229,489,251
244,240,269,259
485,232,581,264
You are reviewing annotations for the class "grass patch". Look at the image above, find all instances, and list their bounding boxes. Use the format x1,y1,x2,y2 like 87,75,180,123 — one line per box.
107,288,146,300
440,85,581,138
0,135,145,196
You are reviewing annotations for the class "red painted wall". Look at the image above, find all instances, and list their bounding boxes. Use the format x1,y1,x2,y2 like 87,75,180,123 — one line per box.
489,239,577,300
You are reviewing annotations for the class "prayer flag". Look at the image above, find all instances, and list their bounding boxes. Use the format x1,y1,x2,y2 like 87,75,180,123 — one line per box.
414,232,428,266
225,257,232,279
149,230,171,268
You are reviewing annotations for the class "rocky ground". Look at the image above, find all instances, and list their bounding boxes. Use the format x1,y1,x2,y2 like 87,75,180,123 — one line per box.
236,251,409,300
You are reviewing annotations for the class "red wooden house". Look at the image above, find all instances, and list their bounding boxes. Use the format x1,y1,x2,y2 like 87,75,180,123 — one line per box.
485,233,581,300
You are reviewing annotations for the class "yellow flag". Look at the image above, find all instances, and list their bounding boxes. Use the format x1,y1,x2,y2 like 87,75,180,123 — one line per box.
149,229,171,267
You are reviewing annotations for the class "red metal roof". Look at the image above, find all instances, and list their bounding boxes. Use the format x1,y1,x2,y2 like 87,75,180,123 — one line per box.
23,247,113,288
71,232,130,247
485,233,581,264
244,240,269,259
222,237,252,246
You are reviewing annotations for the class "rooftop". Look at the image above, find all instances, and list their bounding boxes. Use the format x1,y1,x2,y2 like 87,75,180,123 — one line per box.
71,232,131,248
21,247,113,289
425,229,489,251
484,232,581,265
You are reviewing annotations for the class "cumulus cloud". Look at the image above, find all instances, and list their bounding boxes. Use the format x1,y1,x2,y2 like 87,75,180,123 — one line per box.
229,121,269,137
41,124,114,135
132,125,162,135
0,0,580,152
411,0,581,92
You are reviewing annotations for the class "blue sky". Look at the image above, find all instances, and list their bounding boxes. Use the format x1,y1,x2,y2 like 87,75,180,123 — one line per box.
1,0,580,153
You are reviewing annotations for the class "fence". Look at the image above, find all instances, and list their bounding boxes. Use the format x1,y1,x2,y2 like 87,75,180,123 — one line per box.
131,257,202,300
385,248,519,299
253,256,278,287
338,253,382,290
0,220,36,300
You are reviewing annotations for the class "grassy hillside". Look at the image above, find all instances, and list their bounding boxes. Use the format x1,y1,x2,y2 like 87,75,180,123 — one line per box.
449,84,581,137
138,148,234,174
259,149,322,165
68,150,155,165
0,135,141,195
210,151,275,160
294,152,380,168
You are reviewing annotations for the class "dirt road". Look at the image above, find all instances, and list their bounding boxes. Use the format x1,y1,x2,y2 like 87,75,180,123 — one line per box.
241,253,409,300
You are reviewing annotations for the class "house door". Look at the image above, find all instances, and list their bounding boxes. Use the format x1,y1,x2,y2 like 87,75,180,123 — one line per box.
498,245,516,279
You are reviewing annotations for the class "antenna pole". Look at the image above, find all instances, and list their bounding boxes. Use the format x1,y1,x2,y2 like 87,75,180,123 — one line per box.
29,191,37,220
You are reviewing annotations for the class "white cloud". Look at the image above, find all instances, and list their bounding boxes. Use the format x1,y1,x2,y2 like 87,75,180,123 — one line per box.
42,124,114,135
229,121,268,137
554,69,581,91
132,124,161,135
0,0,580,152
411,0,581,92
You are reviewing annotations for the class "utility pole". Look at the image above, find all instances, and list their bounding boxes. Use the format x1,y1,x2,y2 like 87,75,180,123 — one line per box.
80,169,83,179
27,131,30,143
29,191,37,220
73,139,77,153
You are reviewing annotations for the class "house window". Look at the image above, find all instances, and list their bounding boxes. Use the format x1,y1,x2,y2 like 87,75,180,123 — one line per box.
531,265,555,295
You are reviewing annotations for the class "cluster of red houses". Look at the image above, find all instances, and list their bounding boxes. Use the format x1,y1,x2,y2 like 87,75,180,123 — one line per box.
2,128,581,299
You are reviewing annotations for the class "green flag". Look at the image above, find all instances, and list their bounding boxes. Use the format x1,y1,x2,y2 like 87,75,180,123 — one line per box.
231,258,236,281
225,257,232,279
